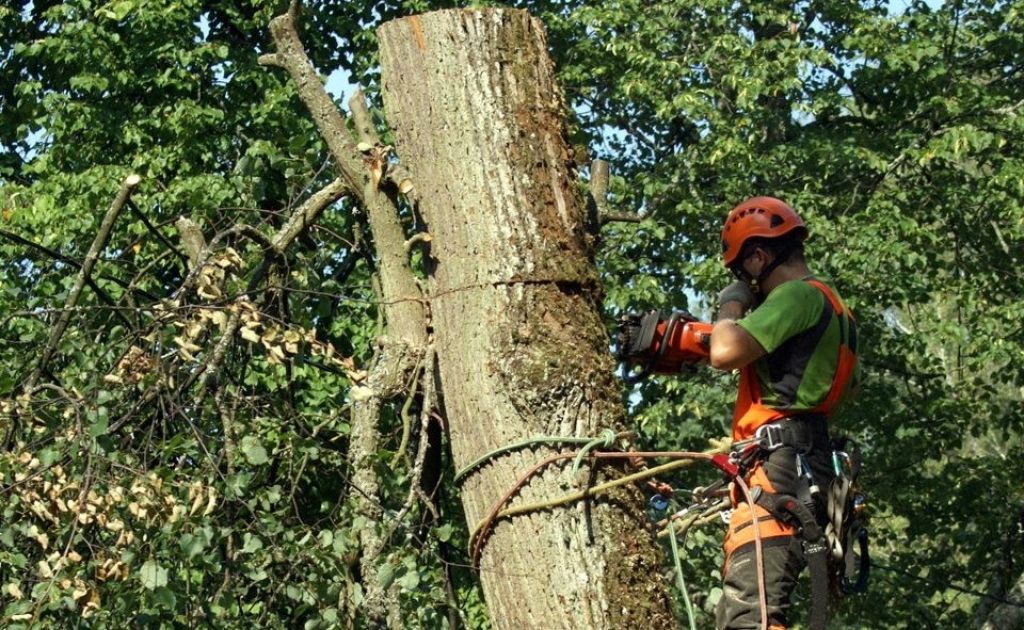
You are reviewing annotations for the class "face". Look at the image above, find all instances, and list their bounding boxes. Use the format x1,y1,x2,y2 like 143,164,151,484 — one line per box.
731,245,771,282
741,246,770,279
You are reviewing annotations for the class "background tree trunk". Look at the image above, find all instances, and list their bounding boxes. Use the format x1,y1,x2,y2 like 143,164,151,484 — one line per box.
978,554,1024,630
378,9,675,629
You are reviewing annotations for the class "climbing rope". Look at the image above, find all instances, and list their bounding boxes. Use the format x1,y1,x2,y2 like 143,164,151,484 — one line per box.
571,429,618,475
459,431,790,630
666,517,699,630
734,472,770,630
453,431,630,485
467,445,724,567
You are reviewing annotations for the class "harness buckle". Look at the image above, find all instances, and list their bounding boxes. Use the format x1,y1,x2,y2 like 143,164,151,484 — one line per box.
755,422,787,451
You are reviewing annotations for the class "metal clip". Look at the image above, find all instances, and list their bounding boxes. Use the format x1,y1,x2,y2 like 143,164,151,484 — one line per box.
832,450,852,477
755,422,787,451
719,508,734,525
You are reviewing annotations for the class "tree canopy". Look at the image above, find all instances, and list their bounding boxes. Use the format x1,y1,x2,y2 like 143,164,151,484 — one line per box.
1,0,1022,628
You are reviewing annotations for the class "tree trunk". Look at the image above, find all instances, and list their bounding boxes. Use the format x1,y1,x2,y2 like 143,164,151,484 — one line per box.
978,563,1024,630
378,9,675,629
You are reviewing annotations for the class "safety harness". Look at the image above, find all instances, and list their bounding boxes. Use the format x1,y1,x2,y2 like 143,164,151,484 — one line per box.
710,425,869,630
716,279,864,629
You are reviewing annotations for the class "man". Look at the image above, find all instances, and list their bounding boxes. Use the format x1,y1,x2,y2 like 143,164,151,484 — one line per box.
711,196,859,630
621,196,859,630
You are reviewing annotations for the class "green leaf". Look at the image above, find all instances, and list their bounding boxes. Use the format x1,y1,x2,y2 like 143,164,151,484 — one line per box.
242,533,263,554
152,586,177,610
434,523,454,543
179,533,206,559
240,436,269,465
397,569,420,591
377,562,394,589
140,561,168,590
89,412,109,438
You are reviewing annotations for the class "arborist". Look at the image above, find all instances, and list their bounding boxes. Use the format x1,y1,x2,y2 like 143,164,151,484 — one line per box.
619,196,861,630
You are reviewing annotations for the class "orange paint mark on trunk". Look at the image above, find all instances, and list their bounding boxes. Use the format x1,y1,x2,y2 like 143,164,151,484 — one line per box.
409,16,426,51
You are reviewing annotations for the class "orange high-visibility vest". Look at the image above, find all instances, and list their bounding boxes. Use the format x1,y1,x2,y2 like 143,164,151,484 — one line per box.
731,279,858,440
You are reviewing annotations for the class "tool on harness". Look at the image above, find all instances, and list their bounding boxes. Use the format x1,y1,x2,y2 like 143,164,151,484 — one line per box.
718,424,869,630
826,436,870,597
615,310,712,382
649,492,670,513
752,485,832,630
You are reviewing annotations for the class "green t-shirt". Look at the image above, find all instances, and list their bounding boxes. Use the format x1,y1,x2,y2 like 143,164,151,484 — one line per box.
736,278,856,413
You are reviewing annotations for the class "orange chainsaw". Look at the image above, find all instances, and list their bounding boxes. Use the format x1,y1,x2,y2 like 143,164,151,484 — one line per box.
616,310,713,381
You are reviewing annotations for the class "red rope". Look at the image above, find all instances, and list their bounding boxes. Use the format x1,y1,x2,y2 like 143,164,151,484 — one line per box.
469,450,713,567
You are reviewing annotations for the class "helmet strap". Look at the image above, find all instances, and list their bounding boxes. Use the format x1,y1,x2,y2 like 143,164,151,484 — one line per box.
729,264,762,300
730,241,798,302
753,242,798,289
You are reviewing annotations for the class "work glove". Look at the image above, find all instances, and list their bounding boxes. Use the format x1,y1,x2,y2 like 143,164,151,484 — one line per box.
718,280,755,313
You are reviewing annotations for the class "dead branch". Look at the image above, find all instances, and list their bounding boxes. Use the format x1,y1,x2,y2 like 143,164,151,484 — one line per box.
270,177,347,254
261,7,427,346
588,160,641,225
258,12,366,196
590,159,609,213
260,11,433,625
25,173,141,392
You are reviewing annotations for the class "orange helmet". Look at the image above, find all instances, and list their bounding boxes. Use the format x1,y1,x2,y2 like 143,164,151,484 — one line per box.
720,196,808,267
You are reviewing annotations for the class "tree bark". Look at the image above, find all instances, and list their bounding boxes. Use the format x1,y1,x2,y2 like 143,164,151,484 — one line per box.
378,9,674,629
977,538,1024,630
